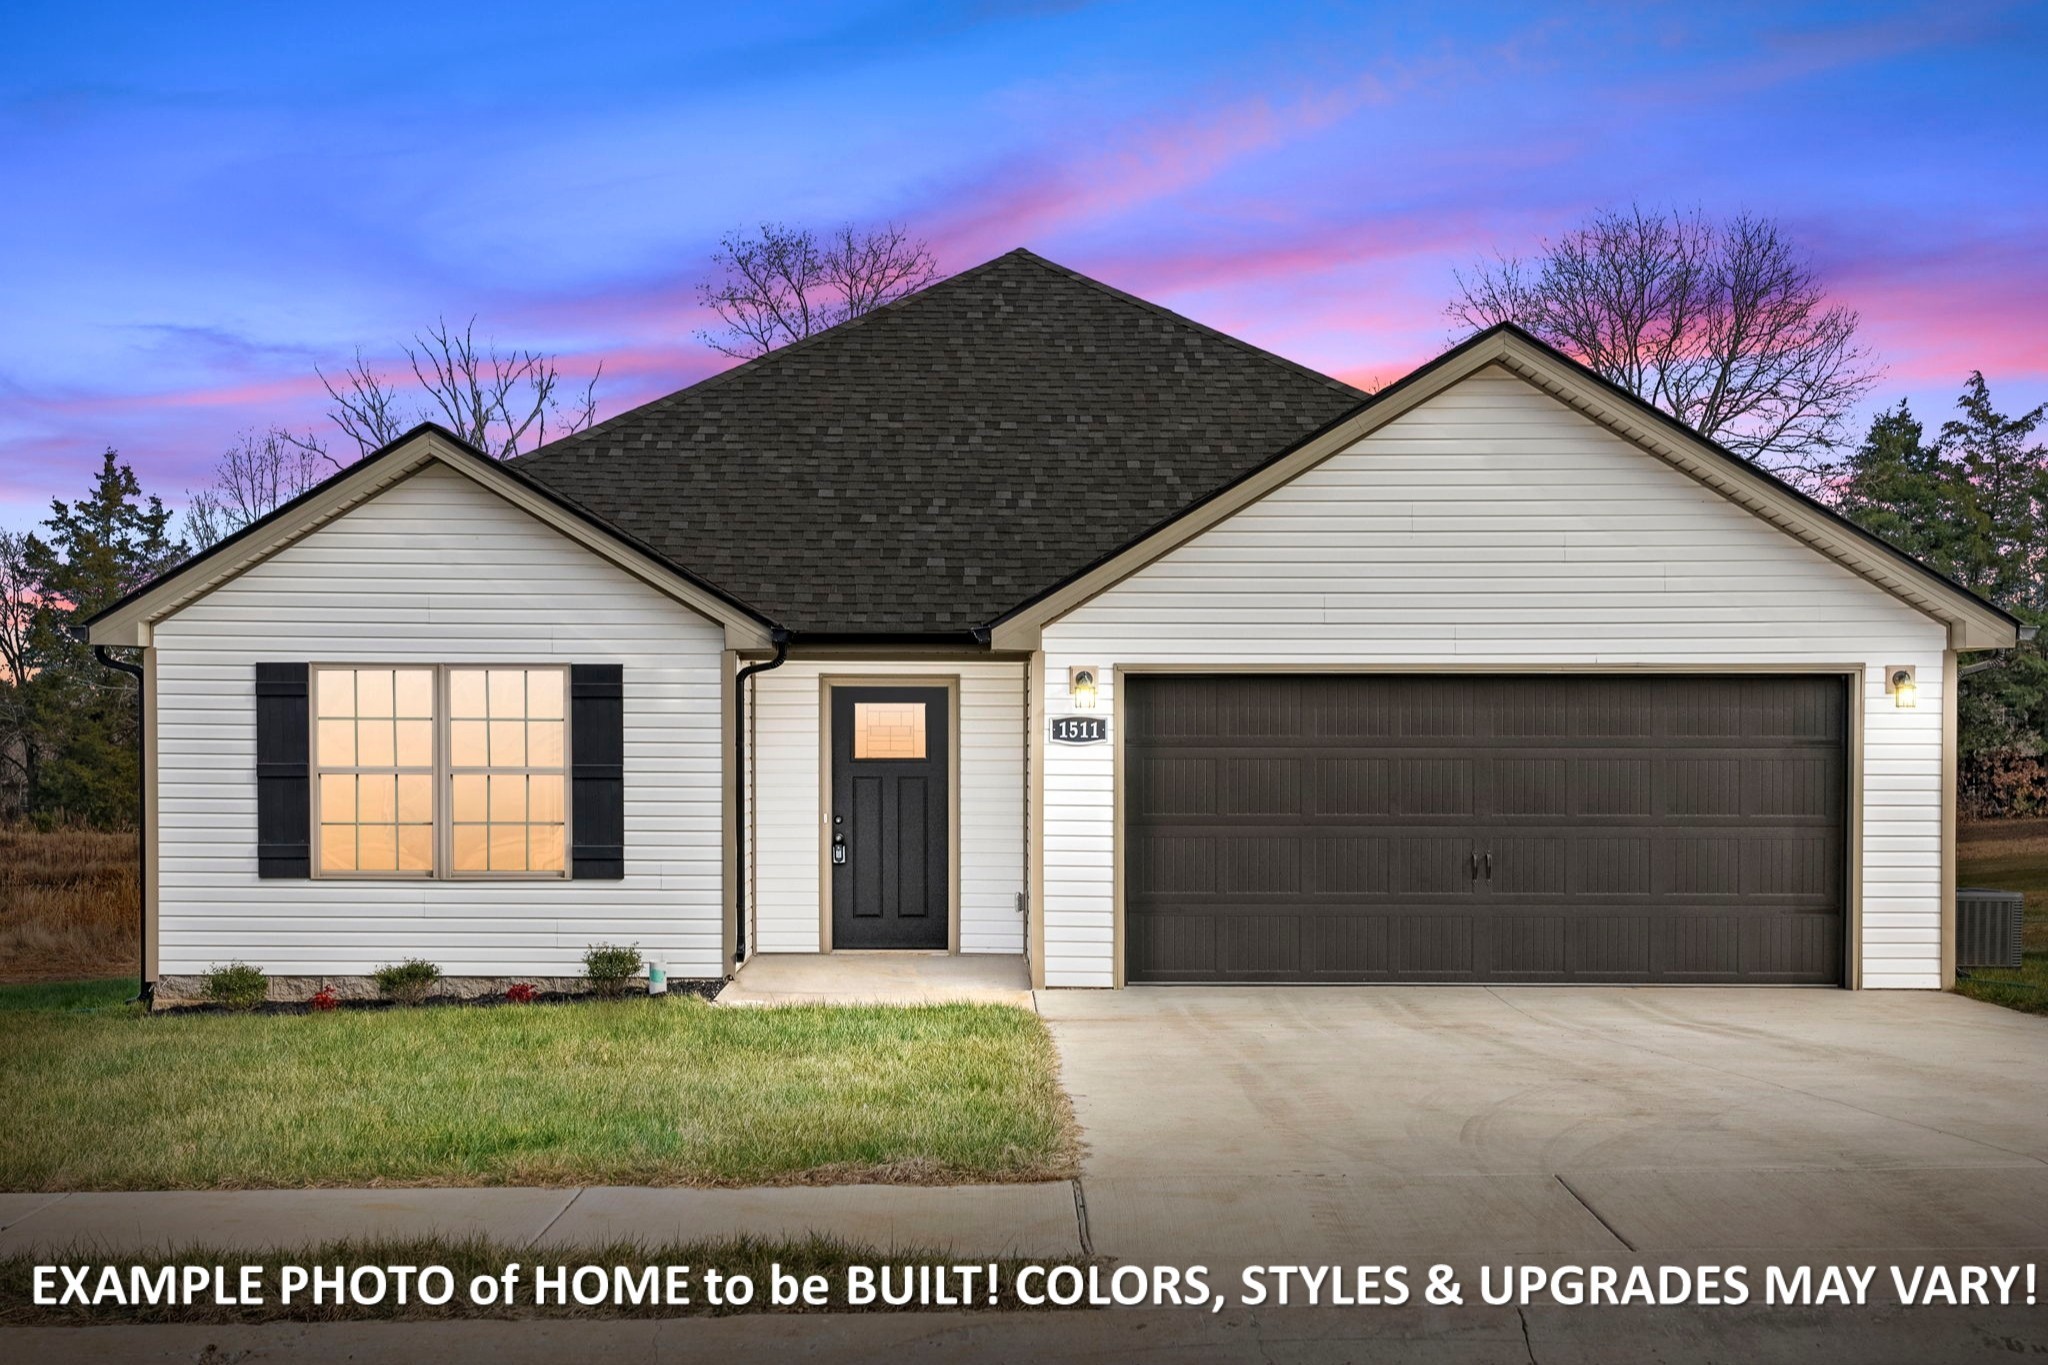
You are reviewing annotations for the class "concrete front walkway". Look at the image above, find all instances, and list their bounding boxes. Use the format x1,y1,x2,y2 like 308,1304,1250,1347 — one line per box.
713,952,1033,1007
1037,985,2048,1273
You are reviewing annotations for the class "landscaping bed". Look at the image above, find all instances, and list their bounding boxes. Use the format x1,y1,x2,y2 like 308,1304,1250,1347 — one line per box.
0,987,1079,1190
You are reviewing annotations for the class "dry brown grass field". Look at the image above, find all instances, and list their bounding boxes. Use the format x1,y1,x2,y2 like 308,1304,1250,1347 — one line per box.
1958,817,2048,954
0,826,137,983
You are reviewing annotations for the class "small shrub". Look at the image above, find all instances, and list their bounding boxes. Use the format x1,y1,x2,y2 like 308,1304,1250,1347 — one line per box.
202,962,267,1012
583,943,643,999
373,958,442,1006
504,982,538,1004
308,986,339,1013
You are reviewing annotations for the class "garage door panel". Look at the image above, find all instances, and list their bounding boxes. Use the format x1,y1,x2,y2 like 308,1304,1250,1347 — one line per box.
1131,756,1216,816
1125,674,1845,985
1129,912,1216,978
1392,915,1476,976
1484,915,1567,976
1574,757,1655,815
1131,834,1214,896
1668,758,1744,815
1751,683,1844,739
1387,835,1479,895
1309,836,1389,895
1216,914,1302,977
1747,755,1838,817
1666,836,1743,896
1216,835,1302,894
1398,683,1480,737
1218,757,1301,815
1490,836,1566,894
1567,916,1654,978
1314,757,1392,814
1494,758,1568,815
1667,915,1745,977
1740,834,1840,898
1302,915,1391,975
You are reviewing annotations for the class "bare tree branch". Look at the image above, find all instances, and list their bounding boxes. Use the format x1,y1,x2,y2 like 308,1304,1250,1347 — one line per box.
297,323,599,463
1450,206,1878,488
183,427,332,548
696,221,940,359
0,529,33,687
402,316,602,459
300,349,410,461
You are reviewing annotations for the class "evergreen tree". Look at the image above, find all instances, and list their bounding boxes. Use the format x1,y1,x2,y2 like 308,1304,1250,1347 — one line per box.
1831,403,1966,578
15,450,187,824
1832,377,2048,814
1940,372,2048,614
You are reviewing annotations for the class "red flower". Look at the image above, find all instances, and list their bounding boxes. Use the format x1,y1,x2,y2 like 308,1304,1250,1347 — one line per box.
309,987,339,1012
505,982,538,1004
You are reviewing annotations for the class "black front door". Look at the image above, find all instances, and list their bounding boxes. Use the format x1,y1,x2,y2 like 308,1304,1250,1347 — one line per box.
831,686,950,949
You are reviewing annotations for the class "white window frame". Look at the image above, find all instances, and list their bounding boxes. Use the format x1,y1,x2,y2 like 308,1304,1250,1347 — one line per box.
309,663,573,882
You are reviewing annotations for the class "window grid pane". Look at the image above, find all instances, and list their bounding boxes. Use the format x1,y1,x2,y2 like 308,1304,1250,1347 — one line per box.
314,666,436,876
854,702,926,759
312,665,565,878
448,666,570,877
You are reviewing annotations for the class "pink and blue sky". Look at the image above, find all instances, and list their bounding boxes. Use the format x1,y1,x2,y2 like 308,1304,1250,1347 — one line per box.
2,0,2043,531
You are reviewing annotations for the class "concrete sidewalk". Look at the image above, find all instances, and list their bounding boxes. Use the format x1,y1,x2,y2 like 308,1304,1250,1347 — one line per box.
12,1300,2048,1365
0,1183,1084,1258
712,953,1035,1007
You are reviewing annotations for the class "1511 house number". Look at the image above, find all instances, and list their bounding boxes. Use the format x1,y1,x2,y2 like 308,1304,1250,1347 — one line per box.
1050,716,1107,744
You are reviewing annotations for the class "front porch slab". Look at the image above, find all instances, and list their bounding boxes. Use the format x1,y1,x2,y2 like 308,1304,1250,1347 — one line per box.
714,953,1032,1008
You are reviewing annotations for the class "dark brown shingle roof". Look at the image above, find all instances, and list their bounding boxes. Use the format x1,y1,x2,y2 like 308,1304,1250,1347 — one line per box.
513,249,1367,635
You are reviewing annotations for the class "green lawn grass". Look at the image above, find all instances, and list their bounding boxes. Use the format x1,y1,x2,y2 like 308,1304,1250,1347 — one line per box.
1956,819,2048,1016
0,996,1078,1191
0,976,138,1012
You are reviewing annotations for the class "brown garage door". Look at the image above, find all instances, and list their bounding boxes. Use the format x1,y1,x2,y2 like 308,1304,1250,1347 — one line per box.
1124,675,1846,984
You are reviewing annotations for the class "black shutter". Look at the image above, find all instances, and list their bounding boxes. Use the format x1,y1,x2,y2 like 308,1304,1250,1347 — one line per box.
255,663,311,878
570,664,625,879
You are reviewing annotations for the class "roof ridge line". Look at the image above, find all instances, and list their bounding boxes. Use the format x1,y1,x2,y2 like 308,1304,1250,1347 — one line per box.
1004,248,1370,401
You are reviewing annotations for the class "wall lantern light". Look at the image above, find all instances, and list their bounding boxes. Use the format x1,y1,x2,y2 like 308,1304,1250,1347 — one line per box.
1887,665,1917,709
1069,666,1099,709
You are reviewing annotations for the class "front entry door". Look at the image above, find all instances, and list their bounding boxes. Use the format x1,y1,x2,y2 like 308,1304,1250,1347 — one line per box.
831,686,950,949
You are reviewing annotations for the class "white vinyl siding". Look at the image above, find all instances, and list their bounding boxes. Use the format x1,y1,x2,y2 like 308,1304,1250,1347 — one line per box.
151,464,727,978
748,659,1027,955
1040,368,1949,988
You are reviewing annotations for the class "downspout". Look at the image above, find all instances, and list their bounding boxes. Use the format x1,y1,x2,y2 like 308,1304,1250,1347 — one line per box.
732,628,790,966
89,642,152,1005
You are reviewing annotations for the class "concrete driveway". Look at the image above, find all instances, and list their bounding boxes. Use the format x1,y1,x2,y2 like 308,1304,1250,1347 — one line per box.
1037,986,2048,1270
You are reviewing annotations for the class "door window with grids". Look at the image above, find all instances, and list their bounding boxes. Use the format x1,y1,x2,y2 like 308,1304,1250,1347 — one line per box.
311,665,569,879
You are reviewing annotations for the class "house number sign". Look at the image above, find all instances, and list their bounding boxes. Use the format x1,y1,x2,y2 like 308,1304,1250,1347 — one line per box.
1050,716,1107,744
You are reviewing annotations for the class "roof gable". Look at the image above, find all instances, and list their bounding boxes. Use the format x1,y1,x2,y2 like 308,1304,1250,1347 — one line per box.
513,249,1366,636
991,326,2019,652
87,425,774,650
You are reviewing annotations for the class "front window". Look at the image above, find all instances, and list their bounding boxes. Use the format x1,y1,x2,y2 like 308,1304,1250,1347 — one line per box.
312,665,569,879
448,667,567,875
